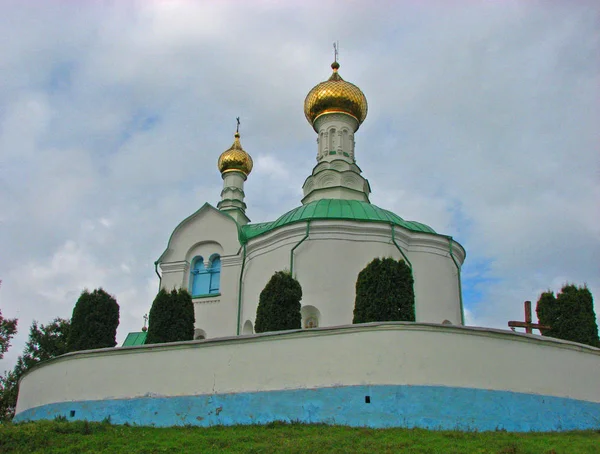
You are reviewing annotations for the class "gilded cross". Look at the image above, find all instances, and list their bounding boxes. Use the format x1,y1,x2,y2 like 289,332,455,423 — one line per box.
236,117,240,133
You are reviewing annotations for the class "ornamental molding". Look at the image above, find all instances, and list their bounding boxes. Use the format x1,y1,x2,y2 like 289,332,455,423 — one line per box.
193,298,220,305
314,113,359,132
160,260,189,274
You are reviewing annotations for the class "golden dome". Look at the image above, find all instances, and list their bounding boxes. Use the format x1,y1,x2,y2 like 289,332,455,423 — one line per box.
304,61,368,130
217,132,253,176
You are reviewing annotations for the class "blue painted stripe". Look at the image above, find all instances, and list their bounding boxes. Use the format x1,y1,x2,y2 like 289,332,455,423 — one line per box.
14,385,600,432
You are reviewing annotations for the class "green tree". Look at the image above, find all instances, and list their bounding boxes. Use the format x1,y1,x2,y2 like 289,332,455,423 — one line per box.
0,280,18,360
0,309,17,360
0,318,70,421
353,257,415,324
255,271,302,333
536,284,599,347
145,288,195,344
67,288,120,352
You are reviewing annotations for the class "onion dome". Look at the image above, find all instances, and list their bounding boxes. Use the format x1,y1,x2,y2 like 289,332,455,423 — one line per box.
217,132,253,176
304,61,368,130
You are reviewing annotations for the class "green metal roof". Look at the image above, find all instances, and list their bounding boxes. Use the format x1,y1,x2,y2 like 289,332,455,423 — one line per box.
241,199,435,243
122,332,147,347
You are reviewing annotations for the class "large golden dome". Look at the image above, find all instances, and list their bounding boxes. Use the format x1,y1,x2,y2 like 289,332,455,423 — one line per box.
217,132,253,176
304,62,368,130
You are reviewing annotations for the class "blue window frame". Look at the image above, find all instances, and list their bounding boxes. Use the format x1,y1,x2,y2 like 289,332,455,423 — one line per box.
190,255,221,297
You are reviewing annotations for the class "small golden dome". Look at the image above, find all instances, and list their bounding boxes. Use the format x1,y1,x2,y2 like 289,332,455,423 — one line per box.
218,132,253,176
304,62,368,130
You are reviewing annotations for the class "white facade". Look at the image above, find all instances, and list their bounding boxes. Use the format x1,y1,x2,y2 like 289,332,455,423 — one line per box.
158,208,465,338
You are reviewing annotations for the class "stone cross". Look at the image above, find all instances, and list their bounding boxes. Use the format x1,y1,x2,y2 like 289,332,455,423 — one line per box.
508,301,550,334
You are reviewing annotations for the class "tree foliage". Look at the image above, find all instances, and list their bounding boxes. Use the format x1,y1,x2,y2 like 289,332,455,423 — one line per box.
255,271,302,333
536,284,599,347
0,280,18,360
0,318,70,421
67,288,120,352
353,257,415,324
0,309,17,361
145,288,195,344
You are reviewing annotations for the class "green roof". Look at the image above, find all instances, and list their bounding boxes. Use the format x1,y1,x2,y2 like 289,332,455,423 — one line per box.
122,332,147,347
241,199,436,243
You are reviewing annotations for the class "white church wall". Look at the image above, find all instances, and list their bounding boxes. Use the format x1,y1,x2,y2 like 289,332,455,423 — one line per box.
158,205,243,339
240,221,464,330
191,257,241,339
409,237,465,324
15,323,600,431
159,205,240,265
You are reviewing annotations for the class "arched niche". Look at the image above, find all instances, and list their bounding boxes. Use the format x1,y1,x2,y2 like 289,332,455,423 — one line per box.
242,320,254,335
301,305,321,329
194,329,207,340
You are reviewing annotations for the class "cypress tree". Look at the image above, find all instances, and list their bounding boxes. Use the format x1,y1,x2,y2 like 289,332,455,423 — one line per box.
145,288,195,344
67,288,119,352
536,284,599,347
255,271,302,333
353,257,415,324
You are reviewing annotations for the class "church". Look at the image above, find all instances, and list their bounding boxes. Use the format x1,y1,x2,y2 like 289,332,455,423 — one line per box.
14,59,600,432
156,60,466,339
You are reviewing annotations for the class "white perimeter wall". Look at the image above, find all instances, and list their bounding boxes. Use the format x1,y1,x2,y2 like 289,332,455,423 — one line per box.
16,323,600,415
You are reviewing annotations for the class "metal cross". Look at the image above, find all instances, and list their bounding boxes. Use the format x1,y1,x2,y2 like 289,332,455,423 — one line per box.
333,41,339,62
508,301,550,334
236,117,240,133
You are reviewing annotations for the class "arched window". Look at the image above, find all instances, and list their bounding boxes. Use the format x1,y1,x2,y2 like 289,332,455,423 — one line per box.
208,254,221,294
328,128,336,151
301,305,321,330
190,254,221,297
242,320,254,335
341,129,348,153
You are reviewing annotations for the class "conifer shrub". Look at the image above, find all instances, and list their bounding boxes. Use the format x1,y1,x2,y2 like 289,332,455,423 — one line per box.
255,271,302,333
67,289,119,352
353,257,415,323
145,288,195,344
536,284,599,347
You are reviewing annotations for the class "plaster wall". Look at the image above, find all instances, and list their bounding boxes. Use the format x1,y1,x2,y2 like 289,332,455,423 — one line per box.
241,221,464,330
15,324,600,430
158,206,242,338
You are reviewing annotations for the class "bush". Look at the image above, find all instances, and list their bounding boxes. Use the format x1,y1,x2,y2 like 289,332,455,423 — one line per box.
145,288,195,344
353,257,415,323
67,289,119,352
255,271,302,333
536,284,599,347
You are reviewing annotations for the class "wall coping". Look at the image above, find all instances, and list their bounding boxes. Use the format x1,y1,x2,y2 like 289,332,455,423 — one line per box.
19,322,600,385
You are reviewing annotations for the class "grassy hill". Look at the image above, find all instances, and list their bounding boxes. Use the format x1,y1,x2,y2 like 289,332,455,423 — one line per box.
0,420,598,453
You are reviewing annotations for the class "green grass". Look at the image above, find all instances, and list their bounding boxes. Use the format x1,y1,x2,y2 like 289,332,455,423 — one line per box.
0,420,598,453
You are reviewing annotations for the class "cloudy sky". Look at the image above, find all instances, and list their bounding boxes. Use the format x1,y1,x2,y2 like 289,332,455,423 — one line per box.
1,0,599,370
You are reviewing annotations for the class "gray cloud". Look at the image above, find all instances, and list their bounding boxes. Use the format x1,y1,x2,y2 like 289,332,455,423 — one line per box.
1,0,598,370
